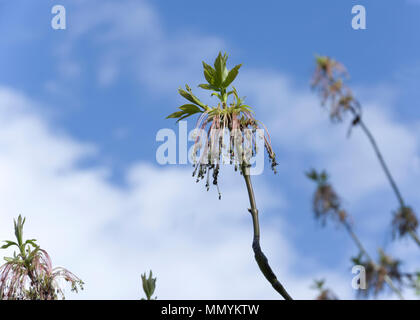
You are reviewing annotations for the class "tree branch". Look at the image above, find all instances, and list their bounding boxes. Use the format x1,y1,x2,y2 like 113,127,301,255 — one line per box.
242,164,293,300
343,221,404,299
351,108,420,248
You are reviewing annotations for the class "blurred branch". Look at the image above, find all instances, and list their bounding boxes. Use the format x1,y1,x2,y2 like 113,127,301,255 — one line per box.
311,56,420,248
306,169,404,299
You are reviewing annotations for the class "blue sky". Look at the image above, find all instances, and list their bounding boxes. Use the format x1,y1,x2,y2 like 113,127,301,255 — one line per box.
0,0,419,299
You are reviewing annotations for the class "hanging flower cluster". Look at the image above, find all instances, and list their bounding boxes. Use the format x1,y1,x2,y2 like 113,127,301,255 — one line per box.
312,55,361,123
392,206,419,240
306,169,348,225
0,216,83,300
311,279,339,300
312,55,420,249
167,52,278,198
351,250,403,298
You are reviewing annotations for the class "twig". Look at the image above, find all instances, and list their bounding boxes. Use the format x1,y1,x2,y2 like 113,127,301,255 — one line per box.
242,164,293,300
343,221,404,299
348,107,420,248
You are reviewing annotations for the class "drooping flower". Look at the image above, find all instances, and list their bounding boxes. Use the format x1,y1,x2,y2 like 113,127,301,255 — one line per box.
351,250,403,298
312,56,420,249
0,215,83,300
306,169,348,225
312,55,360,122
392,206,419,239
167,52,278,198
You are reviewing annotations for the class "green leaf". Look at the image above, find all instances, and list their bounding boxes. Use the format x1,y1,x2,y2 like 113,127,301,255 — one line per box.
178,86,207,110
211,92,222,100
27,246,39,260
305,169,318,181
202,62,215,85
204,70,214,85
319,171,328,183
222,64,242,88
141,270,157,300
178,88,194,103
176,114,190,123
24,239,39,248
166,111,184,119
213,52,227,87
179,104,200,112
222,66,228,84
14,215,25,246
1,240,18,249
166,104,202,123
198,84,215,90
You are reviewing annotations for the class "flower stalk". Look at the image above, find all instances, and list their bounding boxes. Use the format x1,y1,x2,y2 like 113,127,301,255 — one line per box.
355,117,420,247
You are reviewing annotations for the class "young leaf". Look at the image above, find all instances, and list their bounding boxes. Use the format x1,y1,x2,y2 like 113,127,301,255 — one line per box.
141,270,157,300
305,169,318,181
13,215,26,247
211,92,222,100
198,84,215,90
4,257,15,263
202,62,215,85
166,111,185,119
178,86,207,110
222,65,229,84
1,240,18,249
319,171,328,183
213,52,227,87
222,64,242,88
24,239,39,248
179,104,201,115
176,114,190,122
166,104,202,123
